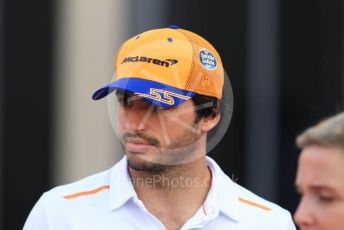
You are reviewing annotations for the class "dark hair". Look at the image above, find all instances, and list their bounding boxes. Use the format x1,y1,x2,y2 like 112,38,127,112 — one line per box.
191,94,221,123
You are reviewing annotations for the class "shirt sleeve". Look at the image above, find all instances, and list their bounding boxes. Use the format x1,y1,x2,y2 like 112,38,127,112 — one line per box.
23,194,52,230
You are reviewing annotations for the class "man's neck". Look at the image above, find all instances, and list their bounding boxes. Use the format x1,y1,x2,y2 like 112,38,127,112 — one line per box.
128,156,212,229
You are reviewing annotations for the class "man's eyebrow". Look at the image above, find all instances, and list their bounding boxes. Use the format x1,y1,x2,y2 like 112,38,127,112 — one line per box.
309,185,337,192
296,184,338,193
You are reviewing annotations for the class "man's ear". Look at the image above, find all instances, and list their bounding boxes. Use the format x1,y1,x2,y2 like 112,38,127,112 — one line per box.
199,114,221,132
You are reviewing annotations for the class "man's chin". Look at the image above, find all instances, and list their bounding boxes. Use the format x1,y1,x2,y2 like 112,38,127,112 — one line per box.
126,154,167,173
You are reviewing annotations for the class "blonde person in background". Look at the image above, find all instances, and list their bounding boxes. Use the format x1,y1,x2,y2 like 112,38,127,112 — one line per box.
295,112,344,229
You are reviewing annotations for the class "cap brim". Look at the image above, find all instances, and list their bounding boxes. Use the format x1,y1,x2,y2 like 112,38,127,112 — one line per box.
92,78,196,108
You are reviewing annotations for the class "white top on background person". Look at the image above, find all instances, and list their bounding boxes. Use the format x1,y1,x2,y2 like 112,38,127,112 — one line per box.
24,26,295,230
294,112,344,230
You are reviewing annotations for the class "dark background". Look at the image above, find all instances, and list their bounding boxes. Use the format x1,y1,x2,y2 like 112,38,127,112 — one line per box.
1,0,343,229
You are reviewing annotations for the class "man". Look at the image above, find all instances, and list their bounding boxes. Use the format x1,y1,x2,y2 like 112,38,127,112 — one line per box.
294,112,344,229
24,26,295,229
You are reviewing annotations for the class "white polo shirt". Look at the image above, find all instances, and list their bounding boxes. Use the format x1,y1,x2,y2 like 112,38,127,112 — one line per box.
24,156,296,229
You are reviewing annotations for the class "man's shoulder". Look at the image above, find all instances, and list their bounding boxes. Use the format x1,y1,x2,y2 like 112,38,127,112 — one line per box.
232,181,290,214
221,175,294,228
41,167,113,203
23,164,125,230
207,156,295,229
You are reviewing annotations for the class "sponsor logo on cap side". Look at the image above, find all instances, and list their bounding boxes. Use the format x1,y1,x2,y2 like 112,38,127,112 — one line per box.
121,56,178,68
199,48,217,71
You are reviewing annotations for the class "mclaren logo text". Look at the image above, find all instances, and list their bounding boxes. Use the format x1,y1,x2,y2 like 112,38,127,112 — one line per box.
121,56,178,67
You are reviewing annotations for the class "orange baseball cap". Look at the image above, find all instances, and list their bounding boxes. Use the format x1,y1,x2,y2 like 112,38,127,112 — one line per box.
92,25,224,108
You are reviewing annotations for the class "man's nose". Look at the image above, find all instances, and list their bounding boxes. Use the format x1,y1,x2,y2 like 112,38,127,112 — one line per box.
294,196,315,228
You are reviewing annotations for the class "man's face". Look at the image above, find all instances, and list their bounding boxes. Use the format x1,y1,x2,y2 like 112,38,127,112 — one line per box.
294,145,344,230
115,90,205,172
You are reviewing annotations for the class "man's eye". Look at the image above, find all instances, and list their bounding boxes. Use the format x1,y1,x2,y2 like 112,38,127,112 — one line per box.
318,195,335,203
117,96,133,107
155,105,166,111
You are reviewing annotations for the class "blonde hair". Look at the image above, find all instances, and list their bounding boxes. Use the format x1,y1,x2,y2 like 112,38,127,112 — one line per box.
296,112,344,148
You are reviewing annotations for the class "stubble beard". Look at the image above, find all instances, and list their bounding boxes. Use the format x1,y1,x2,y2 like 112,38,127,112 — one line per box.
124,124,204,174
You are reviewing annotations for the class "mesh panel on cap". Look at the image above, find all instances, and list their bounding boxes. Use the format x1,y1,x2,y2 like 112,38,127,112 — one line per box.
178,29,223,99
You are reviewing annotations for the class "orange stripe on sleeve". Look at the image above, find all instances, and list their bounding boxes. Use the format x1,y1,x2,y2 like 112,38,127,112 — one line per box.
238,197,272,211
64,185,110,199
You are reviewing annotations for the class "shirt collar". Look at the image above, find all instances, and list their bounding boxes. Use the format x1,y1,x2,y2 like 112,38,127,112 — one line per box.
205,156,241,222
109,155,137,210
108,155,242,222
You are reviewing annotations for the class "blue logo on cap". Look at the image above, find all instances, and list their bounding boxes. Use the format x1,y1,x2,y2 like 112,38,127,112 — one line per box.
199,48,217,71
